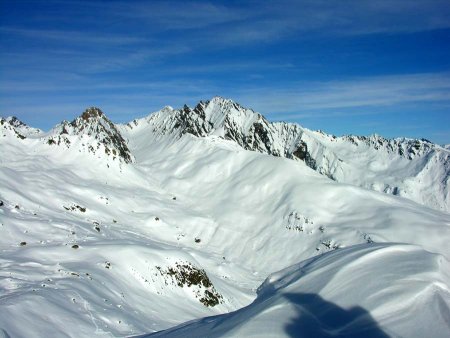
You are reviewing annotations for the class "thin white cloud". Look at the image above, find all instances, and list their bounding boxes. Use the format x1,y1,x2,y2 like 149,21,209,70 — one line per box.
0,27,147,45
163,61,295,75
261,0,450,35
3,0,448,73
119,0,450,36
182,0,450,47
0,43,191,74
2,72,449,113
234,72,450,116
119,1,248,30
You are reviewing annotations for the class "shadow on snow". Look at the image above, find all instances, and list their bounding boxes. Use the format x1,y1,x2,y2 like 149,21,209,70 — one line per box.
284,293,390,338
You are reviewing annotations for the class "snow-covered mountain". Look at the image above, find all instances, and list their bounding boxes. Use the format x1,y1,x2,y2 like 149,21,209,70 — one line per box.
0,116,43,139
1,98,449,337
122,97,449,212
48,107,134,164
1,107,133,165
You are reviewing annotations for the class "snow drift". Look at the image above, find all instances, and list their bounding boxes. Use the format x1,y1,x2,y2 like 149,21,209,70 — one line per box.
144,243,450,338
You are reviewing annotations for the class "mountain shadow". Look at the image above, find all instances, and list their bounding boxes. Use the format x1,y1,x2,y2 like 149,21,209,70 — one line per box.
284,293,390,338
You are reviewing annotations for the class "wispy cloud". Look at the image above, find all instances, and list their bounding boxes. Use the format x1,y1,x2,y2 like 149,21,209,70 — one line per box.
234,72,450,116
264,0,450,35
431,131,450,143
0,43,190,74
3,72,449,122
163,61,295,75
0,27,147,45
118,1,248,30
2,0,449,76
35,0,448,50
128,0,450,47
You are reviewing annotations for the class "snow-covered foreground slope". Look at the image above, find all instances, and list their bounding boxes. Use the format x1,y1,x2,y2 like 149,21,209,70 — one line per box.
0,136,253,337
144,243,450,338
1,103,450,337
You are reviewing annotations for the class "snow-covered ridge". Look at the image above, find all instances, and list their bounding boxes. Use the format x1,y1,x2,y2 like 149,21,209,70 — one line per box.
1,108,134,164
123,97,449,212
0,116,43,139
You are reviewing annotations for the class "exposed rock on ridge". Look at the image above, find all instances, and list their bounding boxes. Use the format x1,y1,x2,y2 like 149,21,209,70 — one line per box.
1,116,42,139
47,107,133,163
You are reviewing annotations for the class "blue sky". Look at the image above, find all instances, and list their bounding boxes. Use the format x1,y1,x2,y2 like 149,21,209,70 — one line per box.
1,0,449,144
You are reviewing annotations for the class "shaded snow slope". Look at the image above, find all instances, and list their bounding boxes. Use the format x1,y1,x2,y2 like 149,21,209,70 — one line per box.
143,243,450,338
120,97,449,211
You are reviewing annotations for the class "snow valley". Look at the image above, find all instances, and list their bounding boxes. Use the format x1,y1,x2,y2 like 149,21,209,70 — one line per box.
1,97,449,337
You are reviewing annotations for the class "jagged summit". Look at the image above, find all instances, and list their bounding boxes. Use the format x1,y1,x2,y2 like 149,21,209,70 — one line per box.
46,107,134,164
342,134,436,160
130,97,322,166
5,116,27,128
69,107,113,134
1,115,42,139
1,116,26,130
80,107,104,120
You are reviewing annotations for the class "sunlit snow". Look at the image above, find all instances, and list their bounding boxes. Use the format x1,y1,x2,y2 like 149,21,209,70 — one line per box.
1,98,449,337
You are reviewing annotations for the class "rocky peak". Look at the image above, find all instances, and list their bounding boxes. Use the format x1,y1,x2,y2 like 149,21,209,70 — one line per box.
343,134,435,160
0,116,25,140
70,107,110,132
80,107,104,120
1,116,42,139
5,116,27,128
46,107,134,164
147,97,309,162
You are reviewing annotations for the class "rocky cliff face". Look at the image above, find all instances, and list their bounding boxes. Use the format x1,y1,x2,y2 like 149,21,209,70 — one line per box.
137,97,316,164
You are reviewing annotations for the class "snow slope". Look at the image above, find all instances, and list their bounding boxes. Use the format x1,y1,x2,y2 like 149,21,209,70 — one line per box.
1,101,450,337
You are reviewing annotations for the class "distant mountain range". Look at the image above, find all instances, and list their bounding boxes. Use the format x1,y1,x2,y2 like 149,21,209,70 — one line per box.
3,97,448,211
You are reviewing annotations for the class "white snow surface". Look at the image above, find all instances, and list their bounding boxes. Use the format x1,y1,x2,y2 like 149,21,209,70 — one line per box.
144,243,450,338
1,99,450,337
